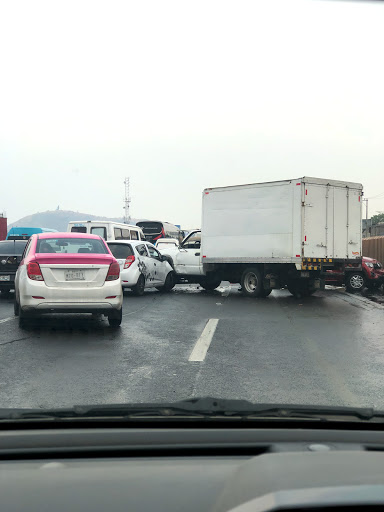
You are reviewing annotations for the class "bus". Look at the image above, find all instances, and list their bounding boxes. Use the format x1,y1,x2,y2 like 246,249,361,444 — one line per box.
6,227,58,241
135,221,182,244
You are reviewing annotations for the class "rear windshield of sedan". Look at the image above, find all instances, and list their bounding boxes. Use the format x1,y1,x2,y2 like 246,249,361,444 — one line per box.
107,243,134,259
36,238,108,254
0,241,28,255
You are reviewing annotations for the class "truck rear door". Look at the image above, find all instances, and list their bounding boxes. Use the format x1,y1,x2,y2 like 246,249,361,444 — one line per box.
303,182,362,259
345,188,362,259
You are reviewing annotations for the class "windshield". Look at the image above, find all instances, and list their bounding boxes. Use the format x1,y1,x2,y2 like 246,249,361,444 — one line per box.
1,0,384,420
36,238,108,254
0,241,27,255
136,222,162,234
156,242,177,249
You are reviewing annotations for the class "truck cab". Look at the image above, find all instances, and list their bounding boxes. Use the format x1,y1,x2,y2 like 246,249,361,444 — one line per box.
158,230,222,290
158,230,203,276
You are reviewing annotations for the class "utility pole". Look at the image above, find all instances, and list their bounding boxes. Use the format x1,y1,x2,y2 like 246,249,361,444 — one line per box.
362,198,369,237
123,177,131,224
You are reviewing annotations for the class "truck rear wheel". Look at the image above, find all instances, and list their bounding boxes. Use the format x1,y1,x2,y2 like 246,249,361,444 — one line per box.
241,267,263,297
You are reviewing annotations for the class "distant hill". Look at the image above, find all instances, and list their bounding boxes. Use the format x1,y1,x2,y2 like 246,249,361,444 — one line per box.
8,210,141,232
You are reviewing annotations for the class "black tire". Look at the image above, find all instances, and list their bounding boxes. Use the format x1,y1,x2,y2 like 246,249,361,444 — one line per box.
108,308,122,327
240,267,263,297
14,297,20,316
288,281,316,298
131,275,145,296
156,271,176,292
287,281,303,298
18,307,31,329
346,272,365,293
261,287,273,297
199,279,222,291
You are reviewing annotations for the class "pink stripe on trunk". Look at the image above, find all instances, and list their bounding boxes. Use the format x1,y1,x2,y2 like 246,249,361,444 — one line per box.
34,254,115,265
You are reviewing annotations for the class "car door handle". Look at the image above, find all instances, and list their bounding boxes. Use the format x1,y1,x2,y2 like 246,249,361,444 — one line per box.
195,252,200,256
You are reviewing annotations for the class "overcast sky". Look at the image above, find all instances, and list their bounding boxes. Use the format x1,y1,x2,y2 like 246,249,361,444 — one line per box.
1,0,383,227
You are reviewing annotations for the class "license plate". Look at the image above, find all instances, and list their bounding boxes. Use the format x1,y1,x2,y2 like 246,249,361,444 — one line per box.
65,270,85,281
0,275,10,281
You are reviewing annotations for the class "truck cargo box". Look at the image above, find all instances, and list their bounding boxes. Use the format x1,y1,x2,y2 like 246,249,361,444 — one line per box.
201,177,362,263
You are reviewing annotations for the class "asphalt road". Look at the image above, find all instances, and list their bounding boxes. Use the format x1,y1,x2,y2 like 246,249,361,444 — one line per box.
0,285,383,409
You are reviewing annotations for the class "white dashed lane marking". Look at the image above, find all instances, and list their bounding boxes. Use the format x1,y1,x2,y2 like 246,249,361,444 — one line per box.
189,319,219,362
0,317,14,324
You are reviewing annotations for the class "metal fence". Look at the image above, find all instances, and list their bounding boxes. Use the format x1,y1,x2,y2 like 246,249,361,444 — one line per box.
362,236,384,263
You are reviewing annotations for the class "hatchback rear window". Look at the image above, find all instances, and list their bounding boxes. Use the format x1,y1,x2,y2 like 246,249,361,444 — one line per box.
36,238,108,254
0,241,28,255
108,243,134,259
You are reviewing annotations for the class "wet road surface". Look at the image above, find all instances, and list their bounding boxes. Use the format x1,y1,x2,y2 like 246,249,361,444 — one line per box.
0,285,383,409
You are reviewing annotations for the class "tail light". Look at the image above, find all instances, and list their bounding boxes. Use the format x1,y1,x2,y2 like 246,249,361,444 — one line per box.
27,262,44,281
124,255,135,269
106,262,120,281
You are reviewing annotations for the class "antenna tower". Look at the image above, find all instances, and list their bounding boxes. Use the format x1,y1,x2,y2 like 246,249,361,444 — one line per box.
123,177,131,224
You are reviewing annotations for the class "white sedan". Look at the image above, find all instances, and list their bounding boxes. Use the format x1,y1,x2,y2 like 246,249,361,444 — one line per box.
107,240,175,295
14,233,123,327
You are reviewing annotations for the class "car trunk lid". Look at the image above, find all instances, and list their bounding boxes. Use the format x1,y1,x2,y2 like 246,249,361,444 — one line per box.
0,254,22,273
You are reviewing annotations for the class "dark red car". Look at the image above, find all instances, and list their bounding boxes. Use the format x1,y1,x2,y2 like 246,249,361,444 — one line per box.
326,256,384,293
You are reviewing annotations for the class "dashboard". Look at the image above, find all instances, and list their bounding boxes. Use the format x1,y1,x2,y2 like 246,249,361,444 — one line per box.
1,425,384,511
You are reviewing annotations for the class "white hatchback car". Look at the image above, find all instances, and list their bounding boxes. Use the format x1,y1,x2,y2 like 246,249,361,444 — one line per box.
14,233,123,327
107,241,175,295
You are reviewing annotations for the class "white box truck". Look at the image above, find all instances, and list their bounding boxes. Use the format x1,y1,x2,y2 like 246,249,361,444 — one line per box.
159,177,363,297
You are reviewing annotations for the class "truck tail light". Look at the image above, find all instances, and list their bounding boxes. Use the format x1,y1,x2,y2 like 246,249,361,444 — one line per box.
124,255,135,269
27,262,44,281
106,262,120,281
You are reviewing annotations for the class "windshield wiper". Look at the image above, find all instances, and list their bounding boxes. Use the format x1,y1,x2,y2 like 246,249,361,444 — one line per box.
0,397,381,423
